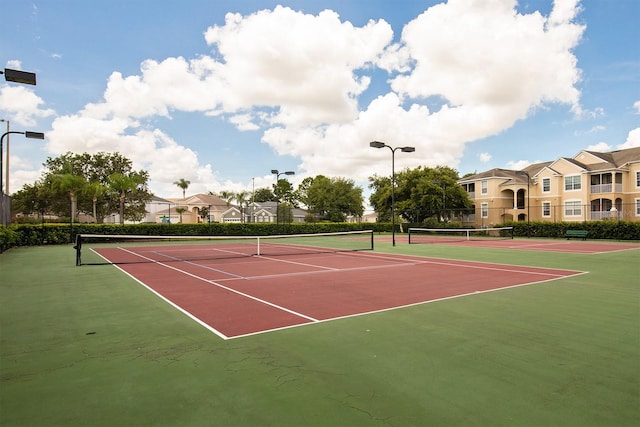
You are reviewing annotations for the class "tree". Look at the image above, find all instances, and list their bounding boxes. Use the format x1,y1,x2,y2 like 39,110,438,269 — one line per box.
273,179,298,207
83,181,107,223
109,172,144,225
253,187,276,202
369,166,471,223
174,178,190,199
36,152,152,223
300,175,364,222
233,191,249,223
11,181,53,221
175,207,186,223
51,173,86,224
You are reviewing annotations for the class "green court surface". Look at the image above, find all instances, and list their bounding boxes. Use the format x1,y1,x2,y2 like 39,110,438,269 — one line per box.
1,239,638,426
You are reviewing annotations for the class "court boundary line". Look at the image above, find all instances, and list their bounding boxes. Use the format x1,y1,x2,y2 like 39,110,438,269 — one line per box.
92,247,588,340
230,269,588,340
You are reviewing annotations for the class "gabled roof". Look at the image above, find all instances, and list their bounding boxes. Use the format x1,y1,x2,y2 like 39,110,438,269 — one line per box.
581,146,640,170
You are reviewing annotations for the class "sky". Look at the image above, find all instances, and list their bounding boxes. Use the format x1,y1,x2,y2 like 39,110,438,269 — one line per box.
1,0,639,207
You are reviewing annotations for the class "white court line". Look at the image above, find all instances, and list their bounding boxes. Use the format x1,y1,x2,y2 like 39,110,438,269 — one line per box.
118,247,320,323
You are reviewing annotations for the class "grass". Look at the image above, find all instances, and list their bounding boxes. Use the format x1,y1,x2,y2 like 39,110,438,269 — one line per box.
1,239,639,426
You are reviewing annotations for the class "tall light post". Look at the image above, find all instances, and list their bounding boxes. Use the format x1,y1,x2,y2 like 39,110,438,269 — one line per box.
271,169,295,230
370,141,415,246
0,120,8,195
1,130,45,225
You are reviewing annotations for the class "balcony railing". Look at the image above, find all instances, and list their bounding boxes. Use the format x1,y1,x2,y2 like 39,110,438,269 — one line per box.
591,183,623,193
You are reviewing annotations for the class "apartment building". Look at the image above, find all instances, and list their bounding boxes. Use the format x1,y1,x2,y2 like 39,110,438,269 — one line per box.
457,146,640,228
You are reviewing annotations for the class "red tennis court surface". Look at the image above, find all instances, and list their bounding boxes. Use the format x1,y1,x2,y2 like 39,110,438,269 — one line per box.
402,237,640,254
94,246,585,339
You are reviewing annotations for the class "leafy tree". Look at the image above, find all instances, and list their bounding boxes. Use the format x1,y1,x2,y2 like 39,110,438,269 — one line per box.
273,179,298,207
174,178,190,199
302,175,364,222
253,187,276,202
11,182,52,221
369,166,471,223
32,152,153,223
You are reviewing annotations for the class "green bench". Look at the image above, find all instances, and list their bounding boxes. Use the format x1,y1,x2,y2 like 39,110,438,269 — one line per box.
565,230,588,240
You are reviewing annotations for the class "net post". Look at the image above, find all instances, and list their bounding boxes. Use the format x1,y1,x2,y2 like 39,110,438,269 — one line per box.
257,236,261,256
370,229,374,250
74,234,82,266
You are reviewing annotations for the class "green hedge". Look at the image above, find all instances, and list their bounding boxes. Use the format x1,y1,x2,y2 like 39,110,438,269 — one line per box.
2,220,639,252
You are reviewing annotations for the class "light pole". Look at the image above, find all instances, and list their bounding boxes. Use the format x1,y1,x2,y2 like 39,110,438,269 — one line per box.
1,131,45,225
370,141,415,246
0,120,8,195
271,169,295,230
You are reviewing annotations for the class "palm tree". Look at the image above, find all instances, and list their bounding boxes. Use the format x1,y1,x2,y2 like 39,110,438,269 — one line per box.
175,207,186,223
233,191,249,223
52,173,86,224
83,181,107,223
109,173,139,225
174,178,191,199
219,190,233,207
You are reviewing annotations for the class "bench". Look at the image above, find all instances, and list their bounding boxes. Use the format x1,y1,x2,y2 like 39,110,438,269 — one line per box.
565,230,588,240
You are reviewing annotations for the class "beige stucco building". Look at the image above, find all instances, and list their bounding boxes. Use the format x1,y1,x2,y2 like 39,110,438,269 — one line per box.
458,147,640,228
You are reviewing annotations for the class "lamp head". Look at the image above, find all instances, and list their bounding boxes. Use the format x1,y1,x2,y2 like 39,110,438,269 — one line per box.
401,146,415,153
284,171,295,176
369,141,386,149
271,169,279,174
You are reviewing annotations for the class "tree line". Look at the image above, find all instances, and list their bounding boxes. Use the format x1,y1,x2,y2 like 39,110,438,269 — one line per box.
11,151,471,224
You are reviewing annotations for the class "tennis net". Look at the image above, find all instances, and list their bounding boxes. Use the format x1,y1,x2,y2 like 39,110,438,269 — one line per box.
74,230,374,266
408,226,514,244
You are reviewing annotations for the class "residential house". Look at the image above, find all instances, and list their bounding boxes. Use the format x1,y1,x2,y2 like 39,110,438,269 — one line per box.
458,146,640,227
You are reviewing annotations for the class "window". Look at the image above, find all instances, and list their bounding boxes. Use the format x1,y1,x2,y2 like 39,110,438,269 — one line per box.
636,172,640,188
564,200,582,217
636,199,640,217
481,202,488,218
542,177,551,192
564,175,581,191
481,180,488,194
542,202,551,217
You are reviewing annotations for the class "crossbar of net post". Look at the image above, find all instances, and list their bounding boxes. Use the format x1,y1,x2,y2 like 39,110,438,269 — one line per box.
407,226,514,244
74,230,374,266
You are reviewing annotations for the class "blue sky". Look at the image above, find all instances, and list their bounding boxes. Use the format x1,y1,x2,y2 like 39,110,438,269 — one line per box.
1,0,638,204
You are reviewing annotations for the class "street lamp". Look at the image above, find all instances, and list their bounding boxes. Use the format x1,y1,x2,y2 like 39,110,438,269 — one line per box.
369,141,416,246
271,169,295,229
1,130,45,225
1,68,37,85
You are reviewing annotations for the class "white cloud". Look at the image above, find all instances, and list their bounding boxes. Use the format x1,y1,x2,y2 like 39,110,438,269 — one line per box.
390,0,584,128
479,152,492,163
506,160,532,170
618,128,640,149
633,100,640,114
585,142,611,152
13,2,589,196
0,86,55,126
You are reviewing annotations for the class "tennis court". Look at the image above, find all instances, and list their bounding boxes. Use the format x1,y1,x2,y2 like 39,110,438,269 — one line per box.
407,226,640,254
83,231,585,339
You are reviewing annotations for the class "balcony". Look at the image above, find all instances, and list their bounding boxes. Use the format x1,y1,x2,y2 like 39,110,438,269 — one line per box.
591,183,622,194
